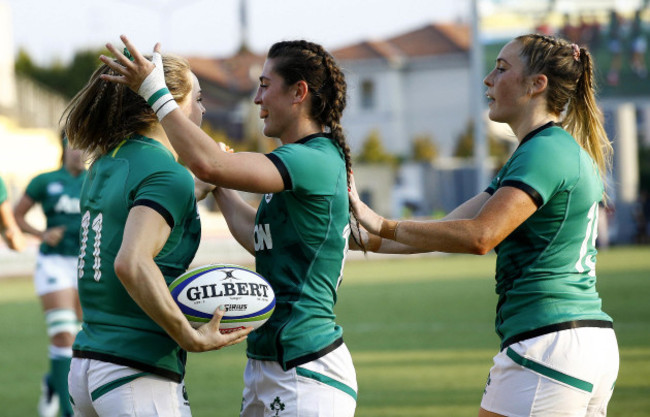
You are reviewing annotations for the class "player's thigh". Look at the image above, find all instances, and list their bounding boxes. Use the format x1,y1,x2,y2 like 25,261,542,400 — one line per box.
240,360,263,417
243,366,356,417
34,254,78,298
294,375,356,417
69,358,99,417
93,374,191,417
295,343,357,417
481,328,618,417
70,358,191,417
242,344,357,417
40,288,79,312
585,329,619,416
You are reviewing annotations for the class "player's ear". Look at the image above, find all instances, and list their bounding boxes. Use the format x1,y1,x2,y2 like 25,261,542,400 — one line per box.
530,74,548,95
292,80,309,104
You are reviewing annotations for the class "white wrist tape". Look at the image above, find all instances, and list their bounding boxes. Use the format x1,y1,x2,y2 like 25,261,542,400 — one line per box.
137,51,179,121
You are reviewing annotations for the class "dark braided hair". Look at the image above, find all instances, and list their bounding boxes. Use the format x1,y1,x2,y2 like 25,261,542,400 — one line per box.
267,40,366,248
267,41,351,178
515,34,612,178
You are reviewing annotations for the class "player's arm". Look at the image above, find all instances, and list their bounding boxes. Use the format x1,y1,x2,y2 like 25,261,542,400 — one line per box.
162,112,285,194
347,174,427,254
363,192,492,253
348,224,427,254
14,194,65,246
114,205,251,352
348,175,492,254
0,200,25,251
352,186,537,254
211,187,257,255
194,176,216,202
441,192,491,220
100,36,284,194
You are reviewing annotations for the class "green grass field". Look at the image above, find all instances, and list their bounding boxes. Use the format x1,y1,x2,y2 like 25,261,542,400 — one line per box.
1,246,649,416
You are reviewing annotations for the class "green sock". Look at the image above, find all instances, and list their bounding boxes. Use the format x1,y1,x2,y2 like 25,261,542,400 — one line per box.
51,356,73,416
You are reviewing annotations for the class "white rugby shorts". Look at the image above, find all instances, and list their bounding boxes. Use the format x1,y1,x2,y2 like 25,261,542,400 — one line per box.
241,342,357,417
69,358,191,417
34,253,78,296
481,327,619,417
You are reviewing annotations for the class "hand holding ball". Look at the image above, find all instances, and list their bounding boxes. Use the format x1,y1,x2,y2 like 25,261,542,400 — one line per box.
170,264,275,333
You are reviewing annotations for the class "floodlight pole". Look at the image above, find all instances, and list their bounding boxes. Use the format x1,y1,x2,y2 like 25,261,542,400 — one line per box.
471,0,489,193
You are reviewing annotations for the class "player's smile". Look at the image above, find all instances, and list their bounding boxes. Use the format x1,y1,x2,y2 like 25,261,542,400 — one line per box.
253,58,297,139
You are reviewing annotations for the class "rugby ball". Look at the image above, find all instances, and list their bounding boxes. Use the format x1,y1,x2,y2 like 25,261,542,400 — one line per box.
170,264,275,333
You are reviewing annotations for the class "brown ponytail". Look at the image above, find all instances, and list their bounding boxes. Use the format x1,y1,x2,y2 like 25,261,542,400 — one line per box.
516,34,613,180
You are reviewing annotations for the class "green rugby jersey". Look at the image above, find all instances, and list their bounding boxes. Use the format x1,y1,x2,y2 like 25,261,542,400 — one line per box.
73,135,201,382
486,123,613,348
25,167,87,256
248,134,350,370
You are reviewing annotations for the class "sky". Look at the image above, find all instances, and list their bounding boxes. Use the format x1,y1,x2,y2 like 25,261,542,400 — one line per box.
3,0,471,65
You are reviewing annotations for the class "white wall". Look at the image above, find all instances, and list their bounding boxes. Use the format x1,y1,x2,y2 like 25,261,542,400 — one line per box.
341,53,471,157
402,56,471,157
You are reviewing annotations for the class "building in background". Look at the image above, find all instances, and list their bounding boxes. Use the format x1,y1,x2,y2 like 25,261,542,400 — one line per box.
334,23,471,157
188,47,264,145
189,23,473,158
0,2,67,201
187,23,474,219
3,0,648,245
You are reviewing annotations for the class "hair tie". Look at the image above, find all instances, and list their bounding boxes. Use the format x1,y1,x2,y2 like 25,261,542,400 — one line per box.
570,44,580,61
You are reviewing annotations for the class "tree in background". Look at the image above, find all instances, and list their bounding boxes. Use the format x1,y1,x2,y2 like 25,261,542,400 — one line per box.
356,129,397,166
201,122,236,151
15,48,106,99
453,120,511,164
411,133,438,162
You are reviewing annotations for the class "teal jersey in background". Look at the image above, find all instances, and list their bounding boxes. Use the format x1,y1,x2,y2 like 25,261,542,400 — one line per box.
487,124,612,348
25,167,87,256
248,134,350,370
0,176,7,203
73,136,201,382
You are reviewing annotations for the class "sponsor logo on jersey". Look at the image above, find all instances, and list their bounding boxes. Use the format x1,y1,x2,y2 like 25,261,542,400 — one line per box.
47,182,64,195
54,195,81,214
254,223,273,251
265,193,273,203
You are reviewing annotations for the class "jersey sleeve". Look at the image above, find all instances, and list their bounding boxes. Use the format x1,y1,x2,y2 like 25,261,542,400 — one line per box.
132,167,195,229
0,177,7,203
25,173,48,203
269,143,341,195
486,165,508,195
500,139,576,207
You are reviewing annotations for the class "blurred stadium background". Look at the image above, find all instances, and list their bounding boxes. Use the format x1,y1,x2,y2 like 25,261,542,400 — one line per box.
1,0,649,415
